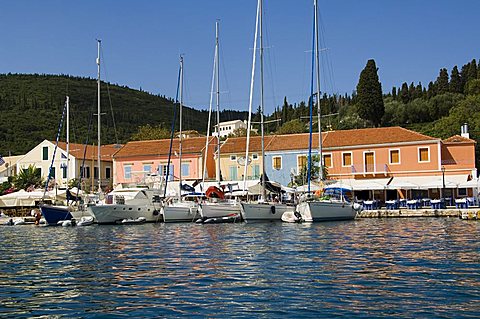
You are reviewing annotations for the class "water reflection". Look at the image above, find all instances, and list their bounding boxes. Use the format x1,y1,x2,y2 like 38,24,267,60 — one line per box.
0,218,478,318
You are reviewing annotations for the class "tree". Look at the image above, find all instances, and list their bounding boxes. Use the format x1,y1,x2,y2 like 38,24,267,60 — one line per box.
355,59,385,127
291,155,328,186
450,66,462,93
435,68,449,94
131,124,171,141
227,127,258,138
13,164,43,190
276,119,306,134
400,82,410,103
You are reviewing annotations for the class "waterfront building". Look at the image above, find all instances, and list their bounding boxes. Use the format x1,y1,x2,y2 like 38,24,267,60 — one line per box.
219,126,477,201
0,155,23,183
112,136,215,187
15,140,119,190
214,120,248,138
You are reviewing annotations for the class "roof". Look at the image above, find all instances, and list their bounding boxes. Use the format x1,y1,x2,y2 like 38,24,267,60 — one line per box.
220,135,274,154
113,136,214,159
55,141,120,162
221,127,440,153
219,119,245,126
268,127,438,152
442,135,476,144
0,155,23,174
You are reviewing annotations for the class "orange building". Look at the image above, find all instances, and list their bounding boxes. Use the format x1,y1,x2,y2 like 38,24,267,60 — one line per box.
112,136,216,187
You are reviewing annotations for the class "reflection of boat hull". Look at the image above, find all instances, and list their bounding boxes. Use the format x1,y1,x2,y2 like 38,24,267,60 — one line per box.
240,203,290,222
198,202,241,219
296,201,357,222
162,203,198,223
90,205,162,224
40,204,73,226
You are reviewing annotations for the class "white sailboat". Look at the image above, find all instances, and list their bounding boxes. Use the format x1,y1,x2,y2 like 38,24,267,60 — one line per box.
88,40,163,224
197,21,241,222
161,56,198,222
294,0,361,222
240,0,291,222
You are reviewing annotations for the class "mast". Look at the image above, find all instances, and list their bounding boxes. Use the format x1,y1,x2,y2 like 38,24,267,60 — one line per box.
259,0,267,200
242,0,260,192
66,95,70,184
96,39,101,192
314,0,323,181
215,22,221,187
179,55,184,197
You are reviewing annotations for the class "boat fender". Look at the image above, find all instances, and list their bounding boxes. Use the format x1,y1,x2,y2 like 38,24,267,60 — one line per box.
353,203,362,211
294,211,302,221
270,205,276,214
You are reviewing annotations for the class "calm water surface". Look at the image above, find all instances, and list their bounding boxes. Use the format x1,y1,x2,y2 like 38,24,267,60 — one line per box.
0,218,479,318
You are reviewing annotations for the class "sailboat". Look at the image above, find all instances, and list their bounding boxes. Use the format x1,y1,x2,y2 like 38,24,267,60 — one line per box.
88,40,163,224
40,96,76,225
161,56,199,222
240,0,291,222
293,0,361,222
197,21,241,223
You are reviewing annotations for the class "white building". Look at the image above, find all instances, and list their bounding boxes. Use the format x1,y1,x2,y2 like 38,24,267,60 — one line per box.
15,140,120,190
0,155,23,183
215,120,247,138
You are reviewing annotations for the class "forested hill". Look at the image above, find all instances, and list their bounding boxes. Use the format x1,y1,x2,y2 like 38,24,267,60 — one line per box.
0,74,248,155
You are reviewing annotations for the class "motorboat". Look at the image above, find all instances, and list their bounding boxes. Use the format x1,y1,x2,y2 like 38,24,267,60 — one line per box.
89,188,163,224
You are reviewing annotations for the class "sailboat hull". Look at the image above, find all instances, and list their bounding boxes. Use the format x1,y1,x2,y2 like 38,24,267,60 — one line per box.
162,202,198,222
40,204,73,226
296,201,357,222
240,203,290,222
198,202,241,219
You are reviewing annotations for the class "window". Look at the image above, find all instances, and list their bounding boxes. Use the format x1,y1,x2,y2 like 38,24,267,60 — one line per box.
273,156,282,170
323,154,332,168
181,163,190,177
458,188,467,196
418,147,429,162
158,164,174,181
82,166,90,179
62,166,67,179
106,167,111,179
229,166,237,180
94,167,99,179
297,155,307,172
42,146,49,160
252,164,260,178
364,152,375,172
143,164,152,174
230,155,237,161
252,154,259,160
124,165,132,179
390,150,400,164
342,152,352,167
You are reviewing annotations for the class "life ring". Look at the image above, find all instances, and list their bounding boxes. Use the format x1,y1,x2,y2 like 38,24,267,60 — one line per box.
205,186,225,199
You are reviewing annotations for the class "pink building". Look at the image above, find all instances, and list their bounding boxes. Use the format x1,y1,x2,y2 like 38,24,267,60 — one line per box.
113,137,216,186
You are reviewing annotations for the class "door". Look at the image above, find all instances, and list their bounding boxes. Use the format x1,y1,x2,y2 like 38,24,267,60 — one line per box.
364,152,374,173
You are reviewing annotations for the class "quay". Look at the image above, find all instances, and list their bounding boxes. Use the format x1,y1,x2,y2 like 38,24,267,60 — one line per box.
357,208,480,220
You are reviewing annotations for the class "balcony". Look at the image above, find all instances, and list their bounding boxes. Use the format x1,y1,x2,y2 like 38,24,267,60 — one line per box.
351,163,390,177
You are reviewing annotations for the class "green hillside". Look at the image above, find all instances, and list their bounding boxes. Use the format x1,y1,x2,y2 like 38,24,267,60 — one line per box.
0,74,247,155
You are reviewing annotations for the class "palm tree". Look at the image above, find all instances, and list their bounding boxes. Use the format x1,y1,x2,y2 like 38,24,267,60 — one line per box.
13,164,44,190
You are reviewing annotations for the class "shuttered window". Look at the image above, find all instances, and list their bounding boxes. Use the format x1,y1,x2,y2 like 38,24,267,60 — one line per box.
323,154,332,168
273,156,282,170
390,150,400,164
419,148,429,162
342,153,352,166
297,155,307,170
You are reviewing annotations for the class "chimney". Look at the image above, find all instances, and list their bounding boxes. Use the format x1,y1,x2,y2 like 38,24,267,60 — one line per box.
461,123,469,139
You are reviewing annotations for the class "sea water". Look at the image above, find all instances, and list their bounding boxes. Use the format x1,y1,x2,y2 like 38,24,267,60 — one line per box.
0,218,479,318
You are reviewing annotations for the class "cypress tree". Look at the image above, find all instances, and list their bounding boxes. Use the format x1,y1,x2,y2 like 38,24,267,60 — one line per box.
450,66,462,93
391,86,397,100
415,82,424,99
435,68,449,94
467,59,477,81
427,81,436,99
400,82,410,103
355,59,384,127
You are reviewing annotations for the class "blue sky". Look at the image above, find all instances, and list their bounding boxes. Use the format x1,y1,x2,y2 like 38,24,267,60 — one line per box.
0,0,479,115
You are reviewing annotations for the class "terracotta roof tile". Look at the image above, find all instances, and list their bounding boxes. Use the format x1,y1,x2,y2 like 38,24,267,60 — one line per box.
219,127,439,153
442,135,476,144
113,136,214,158
220,135,274,154
56,141,120,162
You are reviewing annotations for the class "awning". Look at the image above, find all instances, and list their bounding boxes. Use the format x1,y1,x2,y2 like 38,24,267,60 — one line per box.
386,174,472,189
385,177,420,190
329,178,389,191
